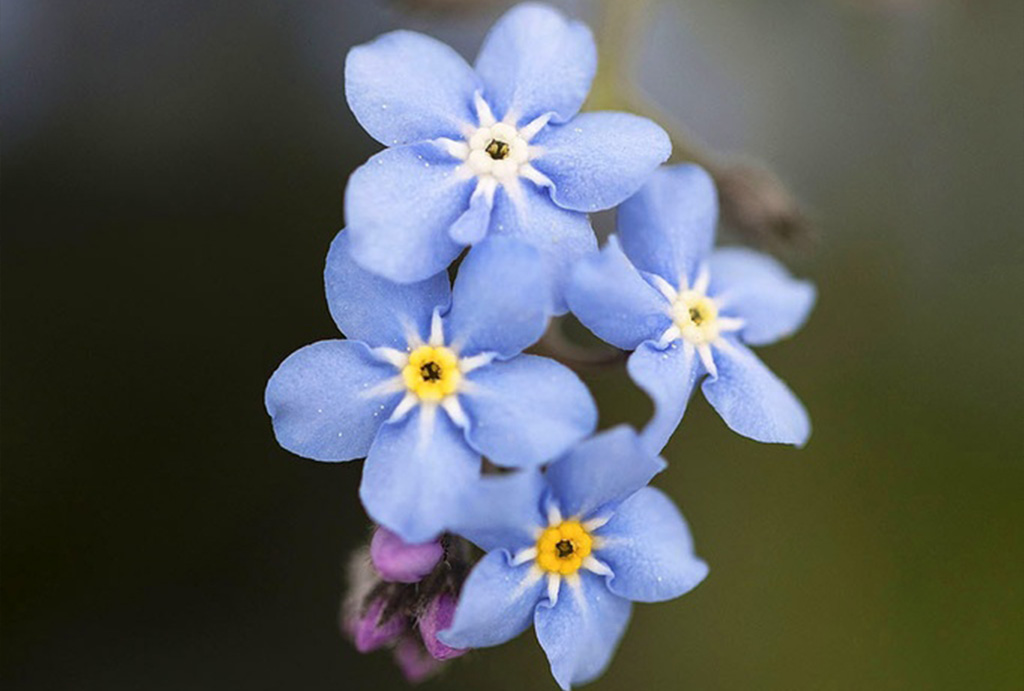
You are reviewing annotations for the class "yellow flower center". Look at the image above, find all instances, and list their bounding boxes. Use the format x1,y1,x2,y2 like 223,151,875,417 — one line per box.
402,346,462,402
536,520,593,575
672,290,720,345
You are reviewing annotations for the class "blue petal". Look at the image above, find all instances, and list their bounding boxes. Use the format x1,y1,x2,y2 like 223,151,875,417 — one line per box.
545,426,665,520
265,340,398,462
449,186,494,245
535,572,632,690
489,183,597,314
617,164,718,288
446,236,551,359
345,30,479,146
439,550,545,649
565,235,671,350
462,355,597,469
345,143,472,283
360,408,481,543
626,339,703,456
447,470,547,552
708,247,816,346
474,3,596,124
532,112,671,213
598,487,709,603
702,339,811,446
325,231,451,349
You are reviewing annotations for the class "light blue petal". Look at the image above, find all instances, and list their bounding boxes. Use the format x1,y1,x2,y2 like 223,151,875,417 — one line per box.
446,236,551,359
626,339,703,456
535,572,632,690
489,183,597,314
708,247,816,346
702,339,811,446
598,487,709,603
449,186,494,245
265,340,398,462
325,230,451,349
617,164,718,288
565,235,672,350
360,408,481,543
439,550,545,649
345,144,472,283
545,426,664,520
462,355,597,469
532,112,671,213
447,470,547,552
345,30,479,146
474,3,596,124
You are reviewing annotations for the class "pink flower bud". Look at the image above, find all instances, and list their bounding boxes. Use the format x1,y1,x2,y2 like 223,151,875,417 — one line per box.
418,593,468,660
370,526,444,583
353,598,406,653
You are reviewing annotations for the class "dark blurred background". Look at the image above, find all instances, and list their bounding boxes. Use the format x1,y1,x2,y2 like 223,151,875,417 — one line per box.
3,0,1022,689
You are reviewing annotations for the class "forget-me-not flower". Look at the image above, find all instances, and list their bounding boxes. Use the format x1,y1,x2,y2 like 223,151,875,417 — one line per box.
440,427,707,690
343,2,671,311
566,165,816,453
265,232,597,543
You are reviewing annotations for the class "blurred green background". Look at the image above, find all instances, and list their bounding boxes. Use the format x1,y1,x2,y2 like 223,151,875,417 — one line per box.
2,0,1022,689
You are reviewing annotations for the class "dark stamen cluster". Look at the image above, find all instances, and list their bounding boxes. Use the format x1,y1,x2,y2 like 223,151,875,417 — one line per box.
555,539,575,558
689,307,704,325
420,361,443,382
485,139,511,160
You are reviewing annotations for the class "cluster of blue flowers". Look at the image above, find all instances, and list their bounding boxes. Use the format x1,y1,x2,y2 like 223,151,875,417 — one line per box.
266,4,815,688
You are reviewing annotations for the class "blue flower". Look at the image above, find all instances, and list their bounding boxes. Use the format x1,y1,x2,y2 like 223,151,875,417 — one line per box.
439,426,708,690
265,232,597,543
343,2,671,311
565,164,816,452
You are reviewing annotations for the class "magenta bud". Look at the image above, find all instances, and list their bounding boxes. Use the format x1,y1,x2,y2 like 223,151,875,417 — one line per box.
393,637,443,684
354,599,406,653
418,594,468,661
370,526,444,583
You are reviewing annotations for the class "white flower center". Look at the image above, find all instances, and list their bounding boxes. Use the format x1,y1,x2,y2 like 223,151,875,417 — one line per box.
650,268,746,378
671,290,721,346
465,122,531,183
437,93,552,198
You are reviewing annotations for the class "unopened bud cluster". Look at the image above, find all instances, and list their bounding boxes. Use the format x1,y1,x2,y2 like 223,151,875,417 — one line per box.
342,527,473,683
